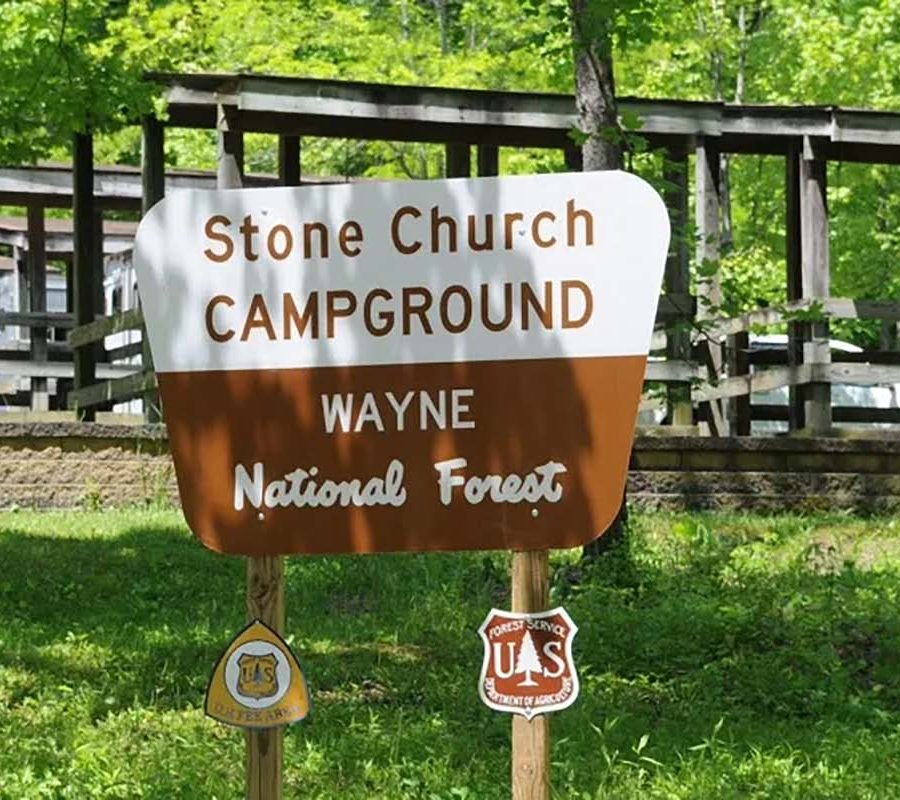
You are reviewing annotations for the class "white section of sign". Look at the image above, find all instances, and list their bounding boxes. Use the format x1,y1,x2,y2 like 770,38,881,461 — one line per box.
133,171,669,374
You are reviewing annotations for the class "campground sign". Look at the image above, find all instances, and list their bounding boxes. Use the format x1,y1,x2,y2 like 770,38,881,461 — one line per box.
133,171,669,556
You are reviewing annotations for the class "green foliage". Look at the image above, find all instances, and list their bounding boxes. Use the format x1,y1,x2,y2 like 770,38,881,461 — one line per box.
5,510,900,796
3,0,900,333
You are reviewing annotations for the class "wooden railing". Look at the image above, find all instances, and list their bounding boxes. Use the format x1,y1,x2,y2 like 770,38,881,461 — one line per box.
642,296,900,434
2,294,893,431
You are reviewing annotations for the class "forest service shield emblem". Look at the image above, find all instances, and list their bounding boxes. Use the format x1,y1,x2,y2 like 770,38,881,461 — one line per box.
237,652,279,699
477,607,579,720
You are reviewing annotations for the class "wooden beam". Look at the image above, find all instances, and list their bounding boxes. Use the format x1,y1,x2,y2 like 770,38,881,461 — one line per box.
1,360,135,381
278,136,301,186
800,136,831,433
477,145,499,177
68,308,143,348
754,404,900,424
153,73,900,157
0,311,73,329
663,145,693,426
446,143,471,178
72,132,97,422
141,115,165,424
217,106,245,188
66,369,156,410
785,140,806,432
644,360,705,382
727,331,751,435
26,205,48,411
694,365,814,403
142,117,166,215
563,143,583,171
695,137,722,313
695,137,730,434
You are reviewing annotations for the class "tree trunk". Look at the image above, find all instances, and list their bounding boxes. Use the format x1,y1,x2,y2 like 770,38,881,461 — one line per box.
571,0,623,172
571,0,627,560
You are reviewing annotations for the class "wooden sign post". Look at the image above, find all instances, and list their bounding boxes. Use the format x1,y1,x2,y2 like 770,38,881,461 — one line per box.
511,551,551,800
132,169,669,797
246,556,284,800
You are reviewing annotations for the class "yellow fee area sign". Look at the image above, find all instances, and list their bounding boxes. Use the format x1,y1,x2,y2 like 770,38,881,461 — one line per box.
205,620,311,729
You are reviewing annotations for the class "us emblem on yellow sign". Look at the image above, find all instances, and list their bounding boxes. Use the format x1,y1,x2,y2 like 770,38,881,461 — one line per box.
205,620,311,729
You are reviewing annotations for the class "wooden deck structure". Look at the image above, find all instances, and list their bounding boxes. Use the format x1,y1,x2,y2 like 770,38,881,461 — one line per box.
3,72,900,432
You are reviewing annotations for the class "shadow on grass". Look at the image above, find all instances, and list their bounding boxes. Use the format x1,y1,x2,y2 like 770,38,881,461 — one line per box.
4,514,900,796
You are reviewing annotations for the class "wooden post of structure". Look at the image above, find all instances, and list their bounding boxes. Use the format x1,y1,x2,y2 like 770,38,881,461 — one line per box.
477,144,499,178
246,556,285,800
72,132,97,422
695,137,731,435
785,140,805,432
799,136,832,434
663,145,693,428
446,143,471,178
218,106,245,190
563,143,583,172
511,551,550,800
27,205,48,411
278,136,301,186
217,107,285,800
141,116,165,423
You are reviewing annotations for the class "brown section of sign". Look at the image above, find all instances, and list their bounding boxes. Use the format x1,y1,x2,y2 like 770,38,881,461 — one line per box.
158,354,645,555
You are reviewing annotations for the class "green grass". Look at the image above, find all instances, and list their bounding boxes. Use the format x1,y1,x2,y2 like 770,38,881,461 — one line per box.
3,510,900,798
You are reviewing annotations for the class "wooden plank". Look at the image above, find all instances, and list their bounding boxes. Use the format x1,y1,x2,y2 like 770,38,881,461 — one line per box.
217,106,245,188
73,132,97,421
692,298,900,343
106,341,144,362
751,349,900,366
0,343,71,361
141,116,165,424
65,369,156,409
278,136,301,186
822,298,900,322
825,363,900,386
663,146,693,426
0,311,74,329
727,331,751,435
477,145,499,177
563,143,582,171
142,117,166,214
27,205,49,411
644,360,704,382
511,551,550,800
246,555,285,800
446,143,471,178
0,360,135,380
693,365,813,403
754,404,900,424
68,308,144,348
155,74,900,155
786,139,805,431
800,137,831,432
695,137,729,434
695,137,721,314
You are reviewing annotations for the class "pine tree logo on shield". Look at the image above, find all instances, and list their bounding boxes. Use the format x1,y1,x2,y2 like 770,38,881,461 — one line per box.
477,607,579,719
